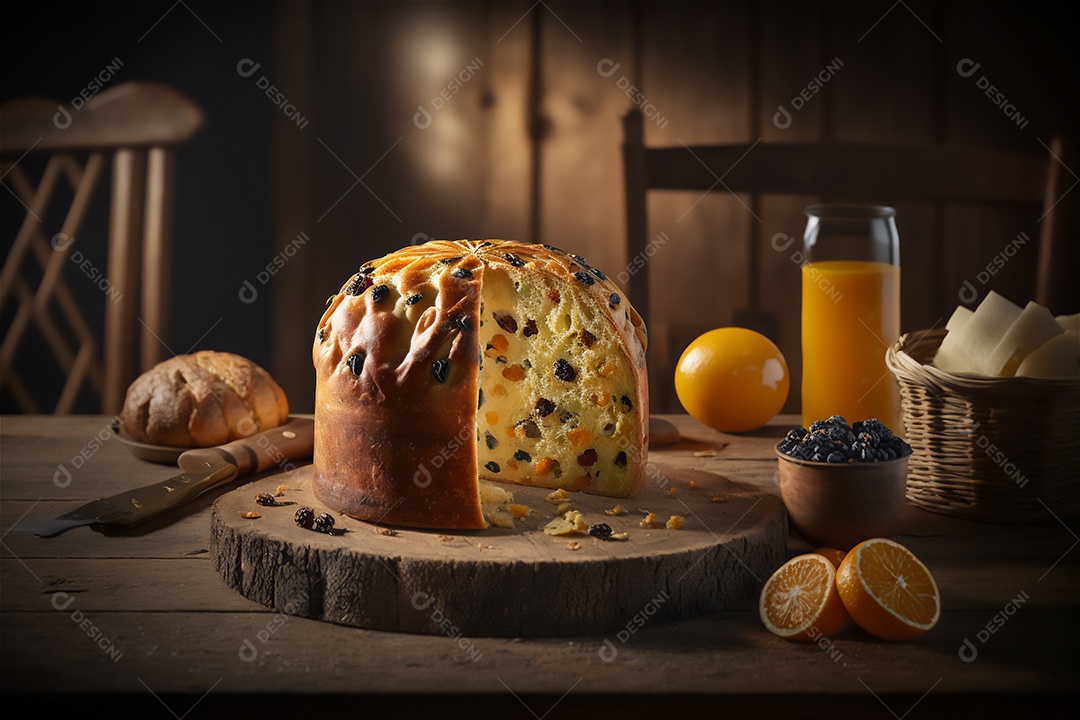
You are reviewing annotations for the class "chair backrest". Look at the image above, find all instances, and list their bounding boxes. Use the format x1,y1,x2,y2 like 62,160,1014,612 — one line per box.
1,81,203,414
622,109,1073,411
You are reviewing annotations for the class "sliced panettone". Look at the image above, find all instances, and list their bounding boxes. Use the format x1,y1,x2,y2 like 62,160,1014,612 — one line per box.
312,240,648,530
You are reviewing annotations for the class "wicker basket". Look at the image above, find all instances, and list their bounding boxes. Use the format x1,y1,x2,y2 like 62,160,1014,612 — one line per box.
886,328,1080,523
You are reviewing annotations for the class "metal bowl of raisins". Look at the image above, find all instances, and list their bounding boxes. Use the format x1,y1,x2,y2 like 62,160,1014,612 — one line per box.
775,416,911,551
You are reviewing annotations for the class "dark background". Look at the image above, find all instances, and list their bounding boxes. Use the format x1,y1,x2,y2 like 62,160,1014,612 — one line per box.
3,0,1078,415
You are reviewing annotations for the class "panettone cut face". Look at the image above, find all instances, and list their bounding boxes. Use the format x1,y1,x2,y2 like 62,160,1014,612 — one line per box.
314,240,647,528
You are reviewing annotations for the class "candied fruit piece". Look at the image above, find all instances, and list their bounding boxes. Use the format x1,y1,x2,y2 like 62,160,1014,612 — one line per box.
492,384,508,398
577,449,598,466
502,364,526,382
489,334,509,352
546,288,561,304
568,428,592,447
485,411,499,425
536,458,556,477
578,329,597,348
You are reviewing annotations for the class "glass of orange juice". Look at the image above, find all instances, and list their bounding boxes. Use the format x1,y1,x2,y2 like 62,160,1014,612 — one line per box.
801,205,903,435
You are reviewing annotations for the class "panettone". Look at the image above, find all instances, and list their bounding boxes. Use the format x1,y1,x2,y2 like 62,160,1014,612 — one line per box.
312,240,648,530
119,351,289,447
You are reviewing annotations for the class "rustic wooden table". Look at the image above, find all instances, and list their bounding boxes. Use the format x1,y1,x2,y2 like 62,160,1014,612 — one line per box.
1,414,1076,717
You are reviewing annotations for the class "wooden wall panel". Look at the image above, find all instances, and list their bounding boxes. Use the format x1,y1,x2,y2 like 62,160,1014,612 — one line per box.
639,1,754,412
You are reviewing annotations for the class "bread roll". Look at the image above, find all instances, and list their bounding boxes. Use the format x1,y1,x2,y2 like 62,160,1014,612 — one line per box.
312,239,648,530
119,351,289,447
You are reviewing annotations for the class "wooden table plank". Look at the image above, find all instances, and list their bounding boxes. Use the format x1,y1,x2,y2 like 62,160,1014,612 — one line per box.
1,413,1077,709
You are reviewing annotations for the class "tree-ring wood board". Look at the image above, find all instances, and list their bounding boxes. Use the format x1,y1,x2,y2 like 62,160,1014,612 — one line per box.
210,462,786,637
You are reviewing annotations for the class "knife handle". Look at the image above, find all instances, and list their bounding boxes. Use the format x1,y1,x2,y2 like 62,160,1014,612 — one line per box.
177,416,314,477
108,464,239,526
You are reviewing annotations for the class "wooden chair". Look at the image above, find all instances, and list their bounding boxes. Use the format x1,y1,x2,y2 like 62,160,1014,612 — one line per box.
1,82,203,414
622,108,1074,409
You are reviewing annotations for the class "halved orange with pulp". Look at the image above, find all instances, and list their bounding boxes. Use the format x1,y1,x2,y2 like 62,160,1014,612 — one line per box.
835,537,940,641
759,553,849,641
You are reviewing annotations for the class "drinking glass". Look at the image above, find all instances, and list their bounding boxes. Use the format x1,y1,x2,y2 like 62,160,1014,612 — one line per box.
801,204,903,435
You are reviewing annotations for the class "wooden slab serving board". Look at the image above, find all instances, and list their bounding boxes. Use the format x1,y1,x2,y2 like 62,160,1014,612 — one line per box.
210,462,786,637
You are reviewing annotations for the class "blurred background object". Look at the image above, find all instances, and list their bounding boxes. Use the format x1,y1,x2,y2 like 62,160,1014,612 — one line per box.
2,0,1077,414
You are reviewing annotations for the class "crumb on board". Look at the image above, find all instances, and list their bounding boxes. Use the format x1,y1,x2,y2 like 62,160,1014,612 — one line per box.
666,514,684,530
439,535,454,542
639,512,656,529
567,541,582,551
693,449,717,458
710,495,726,503
374,527,398,536
555,502,574,515
508,504,531,518
689,480,698,489
545,488,570,504
240,511,261,519
667,487,678,495
609,532,630,541
604,504,625,516
275,484,288,496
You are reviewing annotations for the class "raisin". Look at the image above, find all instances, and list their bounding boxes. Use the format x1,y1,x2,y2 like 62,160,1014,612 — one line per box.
359,265,375,274
553,359,577,381
590,267,607,281
571,254,587,264
504,252,525,267
493,312,517,333
546,289,561,304
577,449,598,467
602,423,616,437
558,409,574,424
431,358,450,383
573,271,595,286
405,293,423,306
523,319,538,337
620,395,633,412
452,267,473,279
345,274,372,296
588,522,612,538
317,328,326,342
608,292,621,306
478,241,493,248
542,243,562,253
370,284,389,302
478,389,485,408
294,507,315,529
485,461,501,474
255,492,276,506
313,512,335,534
578,329,597,348
514,450,531,462
438,256,463,265
346,352,365,376
517,419,541,438
455,316,472,332
534,398,556,417
614,451,627,468
485,431,499,450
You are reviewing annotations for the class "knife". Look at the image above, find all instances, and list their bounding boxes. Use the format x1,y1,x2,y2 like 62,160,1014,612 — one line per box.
23,417,314,537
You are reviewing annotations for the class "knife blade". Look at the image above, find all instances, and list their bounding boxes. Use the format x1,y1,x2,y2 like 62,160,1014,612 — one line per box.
24,416,314,537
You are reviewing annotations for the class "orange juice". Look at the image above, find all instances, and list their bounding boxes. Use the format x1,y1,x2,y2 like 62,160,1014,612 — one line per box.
801,260,902,434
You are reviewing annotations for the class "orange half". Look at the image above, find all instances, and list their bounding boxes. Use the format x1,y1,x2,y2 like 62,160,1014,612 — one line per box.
759,553,849,641
836,538,940,640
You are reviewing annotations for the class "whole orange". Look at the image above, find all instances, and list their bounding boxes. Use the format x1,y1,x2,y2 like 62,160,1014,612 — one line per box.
675,328,790,432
